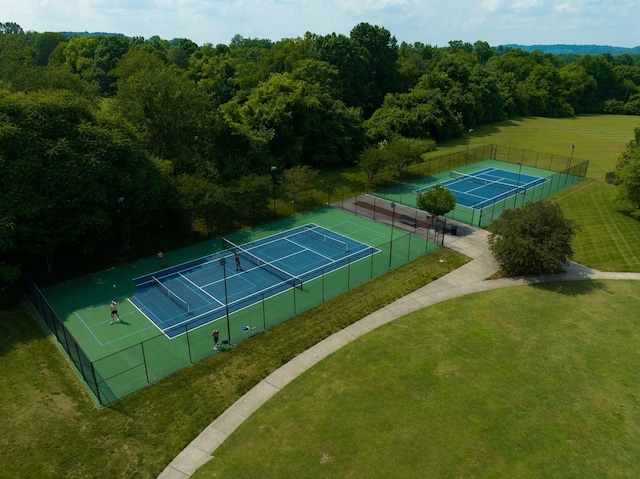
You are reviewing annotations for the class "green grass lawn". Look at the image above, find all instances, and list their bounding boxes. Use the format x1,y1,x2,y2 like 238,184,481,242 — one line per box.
197,281,640,479
2,115,640,479
443,115,640,181
554,179,640,271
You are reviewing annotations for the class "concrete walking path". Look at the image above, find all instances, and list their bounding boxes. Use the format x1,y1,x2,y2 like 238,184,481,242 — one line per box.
158,227,640,479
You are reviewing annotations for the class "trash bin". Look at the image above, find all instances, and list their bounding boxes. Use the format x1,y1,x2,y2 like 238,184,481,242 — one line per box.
449,224,458,236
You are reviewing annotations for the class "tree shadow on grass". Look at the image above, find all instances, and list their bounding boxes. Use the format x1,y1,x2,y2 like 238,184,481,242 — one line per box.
528,276,610,297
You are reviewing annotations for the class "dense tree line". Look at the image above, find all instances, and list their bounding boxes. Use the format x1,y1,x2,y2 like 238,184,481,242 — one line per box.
1,21,640,290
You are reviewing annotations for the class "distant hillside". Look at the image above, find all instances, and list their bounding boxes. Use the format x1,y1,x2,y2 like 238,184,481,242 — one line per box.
502,44,640,56
60,31,127,39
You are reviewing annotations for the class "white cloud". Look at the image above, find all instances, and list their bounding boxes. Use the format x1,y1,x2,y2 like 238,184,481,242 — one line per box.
553,2,576,14
511,0,543,10
1,0,637,47
336,0,412,12
480,0,501,13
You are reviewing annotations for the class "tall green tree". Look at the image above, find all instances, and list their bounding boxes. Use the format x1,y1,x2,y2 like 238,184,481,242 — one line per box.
488,200,579,276
0,22,24,34
0,90,106,273
175,174,227,233
397,41,437,92
28,31,67,66
111,153,174,252
112,48,210,165
280,165,318,213
468,65,505,125
167,38,198,69
416,184,457,222
365,81,463,142
307,32,370,110
229,174,272,225
350,22,399,117
0,29,34,87
614,127,640,218
518,64,573,117
232,66,363,169
358,141,389,187
559,63,598,114
0,90,170,272
188,43,237,105
226,35,275,99
91,35,131,95
473,40,494,66
575,54,622,111
50,35,100,82
377,137,432,179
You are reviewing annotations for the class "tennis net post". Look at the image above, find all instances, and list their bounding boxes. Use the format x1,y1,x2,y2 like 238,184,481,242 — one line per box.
152,276,191,314
303,226,349,252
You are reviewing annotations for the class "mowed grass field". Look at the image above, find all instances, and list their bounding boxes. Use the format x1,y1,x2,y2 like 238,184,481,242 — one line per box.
1,115,640,479
451,114,638,181
200,281,640,479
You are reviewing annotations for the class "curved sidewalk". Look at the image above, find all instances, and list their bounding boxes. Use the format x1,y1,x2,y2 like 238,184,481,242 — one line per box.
158,228,640,479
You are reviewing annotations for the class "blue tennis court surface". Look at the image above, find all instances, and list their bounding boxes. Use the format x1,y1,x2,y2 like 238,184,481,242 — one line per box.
130,224,379,338
415,167,547,209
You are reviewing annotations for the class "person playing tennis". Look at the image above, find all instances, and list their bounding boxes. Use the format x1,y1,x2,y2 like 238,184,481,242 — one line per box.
234,252,243,271
211,329,220,350
110,300,121,325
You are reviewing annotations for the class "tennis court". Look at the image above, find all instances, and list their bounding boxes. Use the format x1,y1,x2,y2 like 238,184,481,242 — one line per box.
130,224,377,338
371,147,589,227
414,167,547,209
30,207,439,405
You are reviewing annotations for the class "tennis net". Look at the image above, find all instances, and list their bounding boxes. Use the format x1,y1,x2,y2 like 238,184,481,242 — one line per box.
221,238,303,290
152,276,190,314
303,226,349,252
450,171,523,192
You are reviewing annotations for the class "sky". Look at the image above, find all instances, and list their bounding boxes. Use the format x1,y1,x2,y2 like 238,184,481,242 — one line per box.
2,0,638,48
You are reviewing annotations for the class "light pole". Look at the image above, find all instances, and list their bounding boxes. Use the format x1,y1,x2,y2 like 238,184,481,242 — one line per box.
270,166,277,217
116,196,129,251
566,144,574,186
568,144,574,170
466,128,474,165
388,202,396,270
218,257,231,347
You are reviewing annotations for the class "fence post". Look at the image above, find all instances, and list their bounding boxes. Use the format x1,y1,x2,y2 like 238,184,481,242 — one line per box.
322,268,325,302
186,329,193,365
89,361,102,405
370,250,374,279
141,342,150,384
